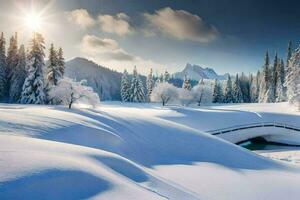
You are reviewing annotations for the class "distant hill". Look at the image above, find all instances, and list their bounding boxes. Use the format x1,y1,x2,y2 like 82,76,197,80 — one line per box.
65,57,122,101
173,63,229,81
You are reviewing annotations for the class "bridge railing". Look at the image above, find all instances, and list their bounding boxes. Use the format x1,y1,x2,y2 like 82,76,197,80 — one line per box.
206,122,300,135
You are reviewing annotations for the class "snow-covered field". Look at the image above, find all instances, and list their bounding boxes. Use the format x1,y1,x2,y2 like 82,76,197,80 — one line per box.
0,102,300,200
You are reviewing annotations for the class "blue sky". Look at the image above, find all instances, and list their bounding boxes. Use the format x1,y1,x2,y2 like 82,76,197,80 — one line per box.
0,0,298,75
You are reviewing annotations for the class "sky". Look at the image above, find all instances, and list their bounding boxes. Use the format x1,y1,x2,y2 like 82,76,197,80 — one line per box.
0,0,299,75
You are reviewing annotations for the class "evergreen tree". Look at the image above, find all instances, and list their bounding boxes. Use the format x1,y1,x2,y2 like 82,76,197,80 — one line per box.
255,70,261,102
57,47,65,78
130,66,145,102
121,69,131,102
224,76,233,103
249,74,258,103
21,33,46,104
285,45,300,109
6,33,19,98
146,68,154,101
259,51,274,102
240,72,251,102
212,79,223,103
286,40,293,66
163,70,170,83
9,45,26,103
0,32,6,101
182,75,191,90
273,53,279,100
46,44,59,86
233,74,243,103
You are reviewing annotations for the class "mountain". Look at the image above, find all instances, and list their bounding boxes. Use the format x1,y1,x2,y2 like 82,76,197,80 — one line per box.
173,63,229,81
65,57,122,101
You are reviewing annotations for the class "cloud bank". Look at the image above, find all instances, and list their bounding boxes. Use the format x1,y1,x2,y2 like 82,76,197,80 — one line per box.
144,7,219,42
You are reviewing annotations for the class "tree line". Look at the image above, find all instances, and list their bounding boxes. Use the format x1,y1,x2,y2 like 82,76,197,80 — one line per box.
120,40,300,108
0,32,99,108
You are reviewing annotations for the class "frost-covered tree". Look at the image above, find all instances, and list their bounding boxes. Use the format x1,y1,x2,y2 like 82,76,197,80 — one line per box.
0,32,6,101
130,66,145,102
9,45,26,103
6,33,19,98
146,68,155,102
259,51,274,103
239,73,251,103
249,74,258,103
121,69,131,102
182,75,191,90
20,33,46,104
224,76,234,103
212,79,223,103
233,74,243,103
273,53,279,100
163,70,170,83
48,78,100,109
151,82,178,106
285,46,300,109
192,80,213,106
46,44,59,86
286,40,293,66
57,47,65,78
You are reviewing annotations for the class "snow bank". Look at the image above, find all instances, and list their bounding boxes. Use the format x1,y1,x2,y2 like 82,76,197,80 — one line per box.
0,102,300,199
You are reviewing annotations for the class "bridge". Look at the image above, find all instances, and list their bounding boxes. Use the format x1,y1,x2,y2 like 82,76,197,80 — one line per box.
206,122,300,146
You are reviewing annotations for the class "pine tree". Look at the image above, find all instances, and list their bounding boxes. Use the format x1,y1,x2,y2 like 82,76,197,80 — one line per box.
130,66,145,102
255,70,261,102
249,74,257,103
212,79,223,103
9,45,26,103
259,51,274,102
6,33,19,98
0,32,6,101
163,70,170,83
273,53,279,100
224,76,233,103
20,33,46,104
46,44,59,86
57,47,65,78
146,68,154,101
239,72,251,102
285,45,300,109
286,40,293,66
182,75,191,90
121,69,130,102
233,74,243,103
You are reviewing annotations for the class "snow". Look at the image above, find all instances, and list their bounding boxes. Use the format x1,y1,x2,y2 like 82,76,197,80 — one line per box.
0,102,300,199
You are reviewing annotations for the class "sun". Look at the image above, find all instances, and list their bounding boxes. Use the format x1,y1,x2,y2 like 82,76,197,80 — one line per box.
25,12,43,31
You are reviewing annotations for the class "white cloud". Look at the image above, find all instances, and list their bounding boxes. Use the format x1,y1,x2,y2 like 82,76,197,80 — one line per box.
144,7,219,42
98,13,134,36
67,9,95,28
80,35,165,74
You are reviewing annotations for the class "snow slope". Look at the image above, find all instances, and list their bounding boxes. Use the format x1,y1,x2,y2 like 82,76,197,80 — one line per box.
0,102,300,200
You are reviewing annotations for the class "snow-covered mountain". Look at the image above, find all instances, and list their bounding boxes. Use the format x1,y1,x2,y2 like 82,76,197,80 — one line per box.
65,57,122,101
173,63,229,81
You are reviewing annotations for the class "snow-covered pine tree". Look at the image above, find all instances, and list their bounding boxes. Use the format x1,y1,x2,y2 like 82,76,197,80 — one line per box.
249,74,257,103
57,47,65,78
212,79,223,103
46,43,59,86
130,66,145,102
233,74,243,103
163,70,170,83
255,70,261,102
285,45,300,109
20,33,46,104
146,68,154,102
259,51,274,103
6,33,19,99
286,40,293,66
9,45,26,103
0,32,6,101
224,75,233,103
121,69,131,102
273,53,279,100
182,75,191,90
